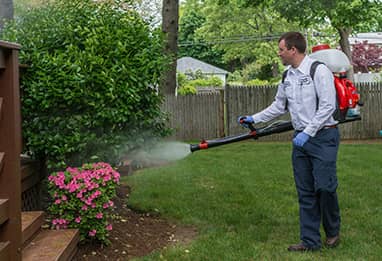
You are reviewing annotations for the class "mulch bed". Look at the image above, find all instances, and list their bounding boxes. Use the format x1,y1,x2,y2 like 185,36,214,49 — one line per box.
72,184,198,260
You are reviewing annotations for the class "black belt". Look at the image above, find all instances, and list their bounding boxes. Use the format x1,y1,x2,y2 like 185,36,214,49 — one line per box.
295,125,337,133
323,125,337,129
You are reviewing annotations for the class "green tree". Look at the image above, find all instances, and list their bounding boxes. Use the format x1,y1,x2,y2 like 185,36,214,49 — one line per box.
197,0,299,76
178,0,225,68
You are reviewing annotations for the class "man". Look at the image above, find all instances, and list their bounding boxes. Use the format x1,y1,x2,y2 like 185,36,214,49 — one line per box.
238,32,341,251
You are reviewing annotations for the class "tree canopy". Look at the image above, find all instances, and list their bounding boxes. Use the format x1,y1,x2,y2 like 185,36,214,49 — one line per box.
178,0,382,81
178,0,225,68
180,0,300,78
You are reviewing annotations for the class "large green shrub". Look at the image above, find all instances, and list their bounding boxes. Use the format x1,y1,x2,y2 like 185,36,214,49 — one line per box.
177,85,197,95
188,77,223,88
1,0,170,169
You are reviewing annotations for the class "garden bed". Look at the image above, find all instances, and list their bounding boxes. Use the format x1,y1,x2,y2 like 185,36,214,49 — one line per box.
73,185,198,260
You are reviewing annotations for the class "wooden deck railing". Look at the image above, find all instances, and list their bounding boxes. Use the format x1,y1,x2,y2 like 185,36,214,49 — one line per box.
0,40,22,261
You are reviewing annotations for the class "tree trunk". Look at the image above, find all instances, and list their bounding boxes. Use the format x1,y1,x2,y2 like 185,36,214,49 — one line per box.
337,27,354,81
161,0,179,95
0,0,14,29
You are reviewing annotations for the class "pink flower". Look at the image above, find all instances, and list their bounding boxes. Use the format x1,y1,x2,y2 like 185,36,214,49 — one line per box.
96,212,103,219
54,199,61,205
106,224,113,231
67,180,80,193
52,218,68,229
75,217,81,223
88,229,97,237
61,195,67,201
94,190,101,197
81,205,88,211
58,218,67,225
113,172,120,183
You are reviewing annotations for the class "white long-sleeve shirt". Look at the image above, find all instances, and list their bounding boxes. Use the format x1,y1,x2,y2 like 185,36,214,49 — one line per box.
252,55,338,137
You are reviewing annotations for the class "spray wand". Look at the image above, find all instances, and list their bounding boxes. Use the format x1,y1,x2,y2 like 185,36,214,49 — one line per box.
190,116,361,153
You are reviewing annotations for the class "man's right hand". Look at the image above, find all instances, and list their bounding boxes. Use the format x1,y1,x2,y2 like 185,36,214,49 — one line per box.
237,115,254,128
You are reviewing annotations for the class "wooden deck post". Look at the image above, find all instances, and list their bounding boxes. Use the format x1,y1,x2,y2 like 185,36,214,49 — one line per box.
0,40,22,261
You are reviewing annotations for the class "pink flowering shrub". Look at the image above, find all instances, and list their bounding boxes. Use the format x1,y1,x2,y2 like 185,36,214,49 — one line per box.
48,162,120,243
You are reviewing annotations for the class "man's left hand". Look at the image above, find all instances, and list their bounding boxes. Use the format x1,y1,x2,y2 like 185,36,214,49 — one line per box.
293,132,310,147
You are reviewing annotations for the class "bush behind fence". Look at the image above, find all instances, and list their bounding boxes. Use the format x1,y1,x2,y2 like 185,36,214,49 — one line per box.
162,82,382,141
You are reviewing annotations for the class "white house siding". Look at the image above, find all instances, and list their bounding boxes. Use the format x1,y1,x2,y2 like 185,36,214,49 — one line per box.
177,57,228,85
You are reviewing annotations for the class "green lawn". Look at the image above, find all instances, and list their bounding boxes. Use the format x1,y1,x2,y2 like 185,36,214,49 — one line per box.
124,141,382,260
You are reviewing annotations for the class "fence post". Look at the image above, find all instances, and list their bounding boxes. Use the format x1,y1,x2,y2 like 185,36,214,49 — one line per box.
219,89,225,137
225,85,231,136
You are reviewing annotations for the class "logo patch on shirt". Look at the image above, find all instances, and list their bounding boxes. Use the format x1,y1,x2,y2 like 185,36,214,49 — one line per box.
299,76,312,85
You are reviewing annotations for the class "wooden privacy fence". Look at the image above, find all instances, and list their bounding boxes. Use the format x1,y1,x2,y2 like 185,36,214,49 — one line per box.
162,82,382,141
226,85,293,141
161,92,225,140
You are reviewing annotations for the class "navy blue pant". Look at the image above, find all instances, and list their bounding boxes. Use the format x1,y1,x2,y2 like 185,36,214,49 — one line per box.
292,127,340,249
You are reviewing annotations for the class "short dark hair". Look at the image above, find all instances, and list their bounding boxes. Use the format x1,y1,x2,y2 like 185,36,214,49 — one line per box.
278,32,306,54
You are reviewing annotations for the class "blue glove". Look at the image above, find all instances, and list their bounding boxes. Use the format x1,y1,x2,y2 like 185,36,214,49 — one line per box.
237,115,254,128
293,132,310,147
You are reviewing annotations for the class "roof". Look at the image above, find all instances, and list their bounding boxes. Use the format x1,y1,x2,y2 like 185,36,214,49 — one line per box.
177,57,229,75
349,32,382,44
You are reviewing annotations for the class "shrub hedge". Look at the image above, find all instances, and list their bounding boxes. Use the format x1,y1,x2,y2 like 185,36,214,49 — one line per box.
1,0,171,169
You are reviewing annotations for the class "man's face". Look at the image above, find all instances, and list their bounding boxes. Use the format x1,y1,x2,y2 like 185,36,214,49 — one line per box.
278,39,295,66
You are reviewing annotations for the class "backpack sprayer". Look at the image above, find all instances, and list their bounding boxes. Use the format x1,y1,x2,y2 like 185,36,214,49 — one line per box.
310,44,363,120
190,45,363,153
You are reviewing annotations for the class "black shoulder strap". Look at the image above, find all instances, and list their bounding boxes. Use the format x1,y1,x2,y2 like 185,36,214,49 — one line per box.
281,70,288,83
281,70,288,110
310,61,324,110
310,61,323,81
282,69,289,110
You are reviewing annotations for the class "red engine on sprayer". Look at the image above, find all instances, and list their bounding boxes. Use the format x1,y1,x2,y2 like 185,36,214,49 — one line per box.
310,44,362,121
